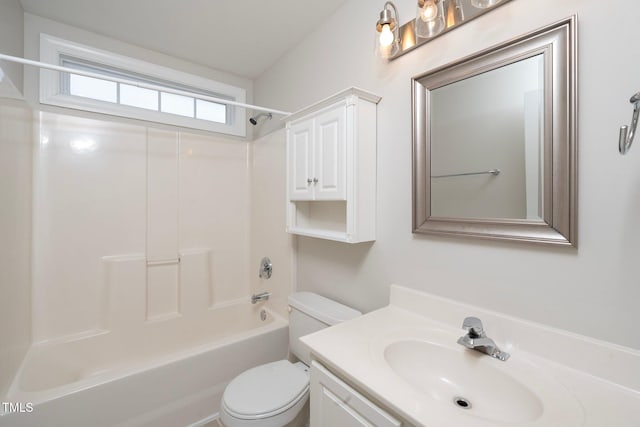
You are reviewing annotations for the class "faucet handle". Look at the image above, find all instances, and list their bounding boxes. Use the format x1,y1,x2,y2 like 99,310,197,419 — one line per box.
461,316,485,338
258,257,273,279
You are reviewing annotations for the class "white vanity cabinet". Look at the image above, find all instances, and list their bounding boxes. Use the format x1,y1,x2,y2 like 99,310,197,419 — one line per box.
285,87,381,243
310,361,404,427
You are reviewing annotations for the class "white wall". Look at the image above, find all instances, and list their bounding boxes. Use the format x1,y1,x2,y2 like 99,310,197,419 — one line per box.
0,99,32,395
255,0,640,349
250,129,296,318
0,0,24,98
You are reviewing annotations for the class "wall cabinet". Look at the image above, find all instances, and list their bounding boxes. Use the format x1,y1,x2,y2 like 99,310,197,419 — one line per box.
310,361,403,427
286,88,381,243
289,105,346,201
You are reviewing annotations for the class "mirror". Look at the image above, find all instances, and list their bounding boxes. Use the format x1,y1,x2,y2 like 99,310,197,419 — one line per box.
412,17,577,246
430,53,545,220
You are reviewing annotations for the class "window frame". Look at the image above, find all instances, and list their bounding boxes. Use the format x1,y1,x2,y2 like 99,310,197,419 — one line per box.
39,34,247,137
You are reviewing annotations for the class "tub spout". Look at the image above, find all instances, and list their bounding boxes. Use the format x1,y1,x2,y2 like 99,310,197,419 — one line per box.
251,291,271,304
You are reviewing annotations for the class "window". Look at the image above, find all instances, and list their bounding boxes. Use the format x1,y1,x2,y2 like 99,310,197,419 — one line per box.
40,34,246,137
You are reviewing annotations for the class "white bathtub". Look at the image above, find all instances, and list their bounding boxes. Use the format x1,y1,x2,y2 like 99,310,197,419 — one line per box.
0,302,288,427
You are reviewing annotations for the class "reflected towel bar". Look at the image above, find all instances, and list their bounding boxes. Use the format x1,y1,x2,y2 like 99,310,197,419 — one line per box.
431,169,501,179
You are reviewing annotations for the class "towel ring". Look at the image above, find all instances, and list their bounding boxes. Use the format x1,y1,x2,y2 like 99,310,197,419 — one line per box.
619,92,640,155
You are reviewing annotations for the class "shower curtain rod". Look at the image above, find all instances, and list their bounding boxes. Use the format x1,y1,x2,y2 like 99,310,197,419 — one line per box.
0,52,291,116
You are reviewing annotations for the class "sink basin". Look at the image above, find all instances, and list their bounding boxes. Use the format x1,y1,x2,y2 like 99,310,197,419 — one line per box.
374,331,584,427
385,339,542,424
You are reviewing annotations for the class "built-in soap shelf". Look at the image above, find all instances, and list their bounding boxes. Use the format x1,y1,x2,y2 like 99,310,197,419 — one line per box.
101,248,215,331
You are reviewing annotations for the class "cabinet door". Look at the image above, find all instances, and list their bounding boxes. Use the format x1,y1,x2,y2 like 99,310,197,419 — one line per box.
310,362,402,427
288,119,315,201
313,105,347,200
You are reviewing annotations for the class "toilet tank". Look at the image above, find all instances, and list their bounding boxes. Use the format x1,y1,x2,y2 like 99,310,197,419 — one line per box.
287,292,361,365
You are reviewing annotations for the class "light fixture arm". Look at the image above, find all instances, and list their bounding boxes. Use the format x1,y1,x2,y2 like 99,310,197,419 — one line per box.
377,1,399,33
385,1,399,23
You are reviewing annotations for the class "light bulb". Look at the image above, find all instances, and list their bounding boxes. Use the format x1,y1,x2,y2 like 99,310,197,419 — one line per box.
379,24,394,47
420,1,438,21
471,0,502,8
415,0,444,38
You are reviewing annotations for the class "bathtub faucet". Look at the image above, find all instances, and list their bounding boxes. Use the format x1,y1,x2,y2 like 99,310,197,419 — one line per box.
258,257,272,279
251,291,271,304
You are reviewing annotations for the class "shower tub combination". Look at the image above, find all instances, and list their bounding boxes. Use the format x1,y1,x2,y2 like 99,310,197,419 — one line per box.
0,301,288,427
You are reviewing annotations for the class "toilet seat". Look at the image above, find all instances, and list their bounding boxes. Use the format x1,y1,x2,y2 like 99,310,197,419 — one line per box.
222,360,309,421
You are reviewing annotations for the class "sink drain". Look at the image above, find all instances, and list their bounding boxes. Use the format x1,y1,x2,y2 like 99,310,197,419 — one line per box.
453,396,472,410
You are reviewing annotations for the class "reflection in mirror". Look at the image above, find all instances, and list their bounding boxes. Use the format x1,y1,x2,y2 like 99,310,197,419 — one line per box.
430,55,544,220
412,17,577,246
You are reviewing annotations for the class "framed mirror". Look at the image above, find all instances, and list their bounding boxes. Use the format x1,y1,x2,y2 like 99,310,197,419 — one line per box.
412,16,577,246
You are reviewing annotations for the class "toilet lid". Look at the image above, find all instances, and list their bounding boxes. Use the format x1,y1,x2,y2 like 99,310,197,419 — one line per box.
223,360,309,419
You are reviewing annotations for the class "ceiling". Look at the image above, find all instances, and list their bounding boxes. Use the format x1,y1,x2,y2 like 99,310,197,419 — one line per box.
19,0,348,79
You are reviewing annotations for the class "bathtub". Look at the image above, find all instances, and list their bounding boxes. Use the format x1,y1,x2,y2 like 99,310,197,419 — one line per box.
0,301,288,427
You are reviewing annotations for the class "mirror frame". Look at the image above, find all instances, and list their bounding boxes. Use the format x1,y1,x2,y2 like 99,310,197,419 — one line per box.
412,16,577,246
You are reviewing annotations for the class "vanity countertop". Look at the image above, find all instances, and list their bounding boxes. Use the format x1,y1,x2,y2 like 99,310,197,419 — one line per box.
300,285,640,427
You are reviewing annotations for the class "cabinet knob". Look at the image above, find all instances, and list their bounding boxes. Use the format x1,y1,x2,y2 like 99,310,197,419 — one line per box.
307,178,313,184
313,178,318,184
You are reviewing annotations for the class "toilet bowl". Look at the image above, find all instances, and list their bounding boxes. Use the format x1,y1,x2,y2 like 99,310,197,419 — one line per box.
219,292,361,427
220,360,309,427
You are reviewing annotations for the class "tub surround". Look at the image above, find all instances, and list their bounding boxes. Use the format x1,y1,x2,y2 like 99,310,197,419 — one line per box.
32,112,254,341
0,100,32,398
0,108,296,425
250,129,296,319
301,285,640,427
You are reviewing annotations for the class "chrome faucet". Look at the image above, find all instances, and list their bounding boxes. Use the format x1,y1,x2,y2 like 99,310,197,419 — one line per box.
457,317,510,361
251,291,271,304
258,257,273,279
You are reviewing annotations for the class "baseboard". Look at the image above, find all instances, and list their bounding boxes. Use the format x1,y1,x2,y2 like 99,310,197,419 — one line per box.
187,412,220,427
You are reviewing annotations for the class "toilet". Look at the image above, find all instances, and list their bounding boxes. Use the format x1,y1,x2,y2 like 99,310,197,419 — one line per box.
220,292,361,427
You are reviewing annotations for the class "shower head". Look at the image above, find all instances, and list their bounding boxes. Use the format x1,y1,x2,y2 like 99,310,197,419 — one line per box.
249,112,272,125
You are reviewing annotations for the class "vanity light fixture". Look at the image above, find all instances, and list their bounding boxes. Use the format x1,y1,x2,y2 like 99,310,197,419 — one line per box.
375,1,400,58
471,0,503,9
415,0,445,39
377,0,512,60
